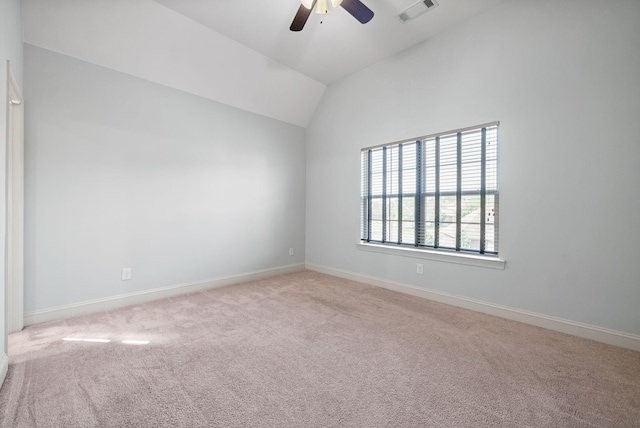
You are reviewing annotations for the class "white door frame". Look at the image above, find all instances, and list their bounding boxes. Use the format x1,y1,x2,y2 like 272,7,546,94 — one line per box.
5,61,24,341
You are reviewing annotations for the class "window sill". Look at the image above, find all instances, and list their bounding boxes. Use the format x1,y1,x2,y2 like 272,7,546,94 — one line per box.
357,243,506,270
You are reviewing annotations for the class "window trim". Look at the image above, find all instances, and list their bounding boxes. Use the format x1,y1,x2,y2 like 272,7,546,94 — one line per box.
362,121,500,151
361,121,500,258
357,242,506,270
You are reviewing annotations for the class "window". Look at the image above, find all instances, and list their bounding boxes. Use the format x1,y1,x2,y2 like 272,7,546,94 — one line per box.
361,122,499,256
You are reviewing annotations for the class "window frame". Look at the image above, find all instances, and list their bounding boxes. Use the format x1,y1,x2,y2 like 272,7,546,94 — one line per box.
360,122,503,267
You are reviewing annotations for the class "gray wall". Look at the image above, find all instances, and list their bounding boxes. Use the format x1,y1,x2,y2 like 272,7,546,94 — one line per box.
306,0,640,335
1,0,23,358
24,45,306,313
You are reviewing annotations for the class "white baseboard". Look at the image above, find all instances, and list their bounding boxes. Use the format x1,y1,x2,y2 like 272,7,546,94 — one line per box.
0,353,8,389
306,263,640,352
24,263,305,326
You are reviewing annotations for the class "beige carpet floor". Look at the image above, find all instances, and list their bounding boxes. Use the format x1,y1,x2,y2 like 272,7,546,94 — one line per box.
1,270,639,427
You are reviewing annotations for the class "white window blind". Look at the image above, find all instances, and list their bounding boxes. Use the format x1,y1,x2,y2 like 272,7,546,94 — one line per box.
361,122,499,256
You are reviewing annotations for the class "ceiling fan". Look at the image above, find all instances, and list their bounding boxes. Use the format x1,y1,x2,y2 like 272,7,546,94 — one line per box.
290,0,374,31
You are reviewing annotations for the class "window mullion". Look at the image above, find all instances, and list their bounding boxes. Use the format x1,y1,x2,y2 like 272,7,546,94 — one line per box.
398,144,403,244
434,137,440,249
480,127,487,254
367,150,372,242
455,132,462,251
382,147,387,243
415,140,423,246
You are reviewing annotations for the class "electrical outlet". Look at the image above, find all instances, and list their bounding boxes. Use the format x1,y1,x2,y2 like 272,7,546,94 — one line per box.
416,263,423,275
122,267,132,281
289,248,294,256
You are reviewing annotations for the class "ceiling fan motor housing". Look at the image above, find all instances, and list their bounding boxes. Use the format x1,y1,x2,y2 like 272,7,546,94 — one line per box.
291,0,374,31
300,0,343,14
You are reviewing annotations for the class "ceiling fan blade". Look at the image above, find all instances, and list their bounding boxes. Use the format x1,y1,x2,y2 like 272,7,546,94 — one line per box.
290,1,316,31
340,0,374,24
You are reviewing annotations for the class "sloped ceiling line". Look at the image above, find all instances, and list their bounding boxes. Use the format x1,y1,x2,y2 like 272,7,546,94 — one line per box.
22,0,509,127
22,0,325,128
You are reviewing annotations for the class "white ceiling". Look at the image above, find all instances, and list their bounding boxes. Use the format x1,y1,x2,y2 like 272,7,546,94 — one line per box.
154,0,510,84
22,0,326,127
23,0,510,127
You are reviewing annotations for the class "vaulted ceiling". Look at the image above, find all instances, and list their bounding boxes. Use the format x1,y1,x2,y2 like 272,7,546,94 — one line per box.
154,0,509,84
22,0,509,127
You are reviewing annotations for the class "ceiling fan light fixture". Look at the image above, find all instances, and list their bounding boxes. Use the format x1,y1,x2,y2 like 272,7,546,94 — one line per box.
299,0,343,13
291,0,374,31
314,0,329,14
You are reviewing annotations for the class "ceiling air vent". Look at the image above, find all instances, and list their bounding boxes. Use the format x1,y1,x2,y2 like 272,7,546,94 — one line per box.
398,0,439,22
